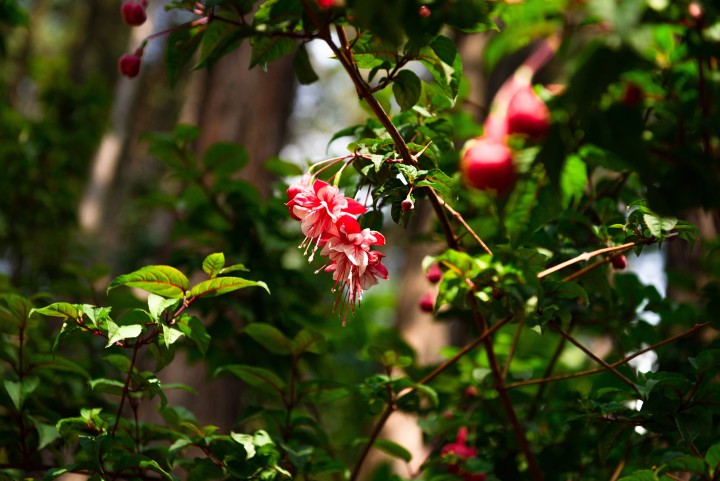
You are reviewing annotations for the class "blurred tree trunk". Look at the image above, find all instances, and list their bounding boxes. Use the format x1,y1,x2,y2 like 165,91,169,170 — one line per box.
160,46,296,427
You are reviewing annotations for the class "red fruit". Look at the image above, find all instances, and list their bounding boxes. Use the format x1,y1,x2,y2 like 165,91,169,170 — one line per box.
419,5,431,17
464,386,478,397
118,53,142,78
317,0,334,8
401,198,414,212
506,86,550,139
460,137,516,195
419,289,435,313
121,1,147,26
622,83,644,106
426,262,443,284
688,2,703,20
611,255,627,270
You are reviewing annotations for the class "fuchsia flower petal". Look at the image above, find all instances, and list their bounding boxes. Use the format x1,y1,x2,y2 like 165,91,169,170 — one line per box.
286,173,386,323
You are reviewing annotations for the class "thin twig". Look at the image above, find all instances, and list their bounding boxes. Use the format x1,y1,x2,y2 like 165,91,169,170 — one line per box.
440,199,493,255
502,318,524,382
526,334,567,421
349,402,396,481
550,325,639,393
537,233,678,279
469,296,545,481
507,322,711,389
111,343,140,436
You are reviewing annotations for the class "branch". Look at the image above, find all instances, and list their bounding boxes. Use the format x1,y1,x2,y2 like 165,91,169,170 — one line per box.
111,343,141,436
298,3,460,250
440,198,493,255
507,322,711,390
550,324,639,394
537,233,678,279
469,296,545,481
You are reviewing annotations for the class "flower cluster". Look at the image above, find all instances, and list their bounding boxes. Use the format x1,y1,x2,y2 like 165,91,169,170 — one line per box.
286,175,388,324
440,427,486,481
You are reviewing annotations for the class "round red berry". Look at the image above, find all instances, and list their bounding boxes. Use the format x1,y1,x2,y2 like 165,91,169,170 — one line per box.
419,290,435,313
611,255,627,270
460,137,516,195
121,1,147,26
506,86,550,139
426,263,443,284
622,83,644,106
118,54,142,78
419,6,431,17
317,0,334,8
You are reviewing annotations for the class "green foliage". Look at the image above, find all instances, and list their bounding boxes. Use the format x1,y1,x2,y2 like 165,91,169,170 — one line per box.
2,0,720,480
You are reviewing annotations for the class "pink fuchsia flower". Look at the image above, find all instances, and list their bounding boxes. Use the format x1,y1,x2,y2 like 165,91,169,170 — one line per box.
287,179,366,260
441,427,477,460
320,216,388,324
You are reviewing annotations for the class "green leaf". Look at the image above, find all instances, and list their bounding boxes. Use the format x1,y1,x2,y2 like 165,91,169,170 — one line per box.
266,157,304,177
31,355,91,380
293,43,319,85
374,438,412,462
0,294,32,330
202,253,226,278
108,265,190,298
560,154,588,208
189,276,269,298
177,315,211,355
298,381,350,404
415,169,456,200
112,454,175,481
245,323,292,355
106,320,142,347
706,442,720,472
166,26,204,87
4,377,39,410
392,70,422,112
162,324,185,349
30,417,60,450
216,365,285,394
430,35,459,66
147,294,178,322
617,470,658,481
657,455,707,476
204,142,248,175
555,281,589,306
196,20,248,70
250,36,295,70
30,302,80,321
231,432,257,459
643,213,677,239
292,329,324,355
88,378,125,395
219,263,250,275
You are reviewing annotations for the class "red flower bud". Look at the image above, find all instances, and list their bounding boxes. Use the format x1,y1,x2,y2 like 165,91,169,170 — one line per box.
426,262,443,284
419,5,431,17
419,289,436,313
464,386,478,397
506,86,550,139
317,0,334,8
460,137,516,195
401,198,414,212
622,83,644,107
118,53,142,78
611,255,627,270
121,1,147,26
